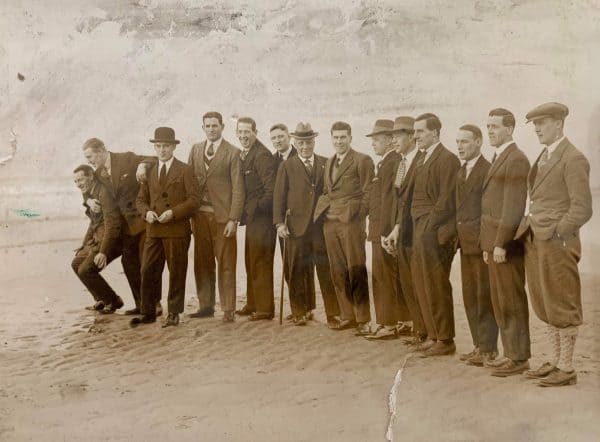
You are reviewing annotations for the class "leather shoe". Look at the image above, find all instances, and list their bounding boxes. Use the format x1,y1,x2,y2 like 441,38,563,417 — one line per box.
326,316,340,328
491,359,530,377
329,319,357,330
396,323,412,336
460,347,479,362
85,301,105,311
415,339,436,352
354,322,371,336
484,356,510,368
538,368,577,387
403,334,427,347
365,326,398,340
124,307,140,315
187,307,214,319
285,313,295,322
101,296,124,314
525,362,556,379
294,315,307,326
155,303,163,317
161,313,179,328
235,305,254,316
467,351,498,367
420,340,456,358
248,312,274,321
130,315,156,328
306,311,314,321
222,311,235,323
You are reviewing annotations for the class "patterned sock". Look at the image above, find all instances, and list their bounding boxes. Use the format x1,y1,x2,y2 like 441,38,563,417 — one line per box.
557,326,578,372
548,324,560,367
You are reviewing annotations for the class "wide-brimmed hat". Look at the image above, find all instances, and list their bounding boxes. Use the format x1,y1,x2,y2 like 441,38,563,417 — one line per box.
290,122,319,139
391,116,415,133
149,127,180,144
525,102,569,123
366,119,394,137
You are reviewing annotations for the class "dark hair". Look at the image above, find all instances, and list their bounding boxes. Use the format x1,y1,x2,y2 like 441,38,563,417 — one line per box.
488,108,515,129
269,123,288,133
73,164,95,176
203,111,223,126
415,113,442,136
237,117,257,132
330,121,352,135
459,124,482,141
82,138,106,152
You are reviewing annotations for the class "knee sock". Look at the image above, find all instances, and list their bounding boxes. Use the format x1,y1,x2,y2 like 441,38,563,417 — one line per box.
557,326,578,372
548,324,560,367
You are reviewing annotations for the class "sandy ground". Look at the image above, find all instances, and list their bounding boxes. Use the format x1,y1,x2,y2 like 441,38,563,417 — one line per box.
1,232,599,442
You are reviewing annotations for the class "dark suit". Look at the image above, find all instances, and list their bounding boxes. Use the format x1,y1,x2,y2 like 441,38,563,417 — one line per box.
516,138,592,328
410,143,460,341
480,142,530,361
95,151,152,309
136,158,200,317
314,148,374,324
456,156,498,353
241,140,278,316
188,139,245,313
369,151,409,326
274,146,297,261
71,180,122,305
273,154,339,318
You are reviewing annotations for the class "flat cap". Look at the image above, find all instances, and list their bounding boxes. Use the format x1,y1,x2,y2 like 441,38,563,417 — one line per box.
366,119,395,137
392,116,415,132
525,102,569,123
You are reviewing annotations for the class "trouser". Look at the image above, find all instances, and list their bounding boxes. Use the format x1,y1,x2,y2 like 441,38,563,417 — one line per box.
71,245,120,305
396,245,426,336
121,230,145,308
244,212,276,315
371,240,409,326
192,211,237,313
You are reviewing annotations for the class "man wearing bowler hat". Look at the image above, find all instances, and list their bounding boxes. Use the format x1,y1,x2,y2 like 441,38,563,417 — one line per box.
131,127,200,328
273,122,340,326
516,103,592,386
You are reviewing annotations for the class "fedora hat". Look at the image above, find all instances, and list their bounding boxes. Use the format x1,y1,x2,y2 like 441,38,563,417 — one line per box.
366,119,394,137
149,127,180,144
391,116,415,132
290,122,319,139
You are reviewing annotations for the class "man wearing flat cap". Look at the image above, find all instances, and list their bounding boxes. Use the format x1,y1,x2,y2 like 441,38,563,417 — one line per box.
516,102,592,387
364,119,410,340
314,121,374,335
132,127,201,328
273,122,340,327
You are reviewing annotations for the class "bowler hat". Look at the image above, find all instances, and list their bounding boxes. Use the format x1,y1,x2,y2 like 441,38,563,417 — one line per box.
525,102,569,123
391,116,415,132
290,122,319,139
366,119,395,137
149,127,180,144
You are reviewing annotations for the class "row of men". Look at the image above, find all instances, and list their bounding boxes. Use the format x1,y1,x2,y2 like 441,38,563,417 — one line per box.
71,102,592,388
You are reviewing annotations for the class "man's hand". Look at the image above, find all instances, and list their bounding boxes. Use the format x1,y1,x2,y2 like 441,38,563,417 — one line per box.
493,246,507,264
223,220,237,238
383,225,400,255
483,251,488,264
277,224,290,239
136,163,149,183
157,210,173,223
145,211,159,224
86,198,101,213
94,253,107,269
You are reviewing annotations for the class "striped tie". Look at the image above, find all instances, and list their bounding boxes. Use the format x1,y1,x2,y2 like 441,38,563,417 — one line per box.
394,155,407,188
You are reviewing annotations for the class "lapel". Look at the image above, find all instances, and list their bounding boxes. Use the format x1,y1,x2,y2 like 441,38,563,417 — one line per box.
377,150,396,177
483,142,516,189
291,155,313,186
398,149,420,195
332,149,354,187
109,152,119,189
207,140,228,177
457,156,485,209
415,143,442,181
315,155,326,188
531,138,570,192
244,141,259,169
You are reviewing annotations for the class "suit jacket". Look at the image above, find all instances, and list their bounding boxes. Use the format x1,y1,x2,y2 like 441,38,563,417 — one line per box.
241,139,277,225
273,146,297,169
81,180,121,255
313,148,374,223
136,158,200,238
456,156,491,255
368,151,399,241
480,143,529,252
188,139,245,223
95,151,153,236
515,137,592,242
390,149,421,248
273,154,326,237
410,143,460,244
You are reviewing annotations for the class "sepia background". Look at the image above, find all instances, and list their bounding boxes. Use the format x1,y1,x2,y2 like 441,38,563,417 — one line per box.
1,1,599,441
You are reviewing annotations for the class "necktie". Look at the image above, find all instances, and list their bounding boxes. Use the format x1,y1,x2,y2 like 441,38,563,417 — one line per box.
159,163,167,187
99,166,111,181
206,142,214,157
304,158,313,175
537,147,549,171
240,149,248,161
416,149,426,167
491,152,497,164
394,155,407,188
331,156,342,181
458,162,467,182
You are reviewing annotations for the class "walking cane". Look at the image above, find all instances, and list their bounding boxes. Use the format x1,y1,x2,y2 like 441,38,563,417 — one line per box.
279,209,291,325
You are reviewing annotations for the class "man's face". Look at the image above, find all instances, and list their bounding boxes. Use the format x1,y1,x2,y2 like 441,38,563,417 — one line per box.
371,133,392,156
331,129,351,156
237,122,257,149
203,117,224,142
533,117,562,146
74,171,94,193
414,120,436,150
392,131,414,154
270,128,290,153
83,147,107,169
456,130,482,161
154,142,176,162
486,115,513,148
295,138,315,159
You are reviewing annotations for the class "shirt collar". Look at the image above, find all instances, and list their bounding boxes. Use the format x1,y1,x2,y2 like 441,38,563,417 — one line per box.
420,141,441,163
336,150,349,163
381,149,395,161
301,154,315,164
403,146,418,165
494,140,514,157
463,153,481,167
546,136,565,156
278,146,293,160
158,156,175,173
207,137,222,150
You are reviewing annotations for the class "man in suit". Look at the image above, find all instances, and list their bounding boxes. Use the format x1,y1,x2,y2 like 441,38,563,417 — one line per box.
82,138,161,316
131,127,200,328
71,164,124,313
384,116,427,346
410,113,460,357
517,102,592,387
314,121,374,335
236,117,278,321
273,122,340,327
481,108,531,377
187,112,245,322
454,124,498,366
364,119,410,340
